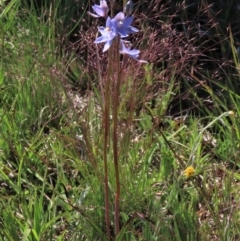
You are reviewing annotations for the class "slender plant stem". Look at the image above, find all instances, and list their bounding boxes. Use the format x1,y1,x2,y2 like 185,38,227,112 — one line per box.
103,44,113,241
103,96,110,240
113,36,121,235
103,1,117,238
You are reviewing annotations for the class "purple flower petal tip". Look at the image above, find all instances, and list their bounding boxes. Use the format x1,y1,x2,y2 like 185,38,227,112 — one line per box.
89,0,109,18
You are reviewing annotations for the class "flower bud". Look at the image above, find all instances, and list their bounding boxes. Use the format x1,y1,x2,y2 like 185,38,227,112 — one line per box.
124,0,133,16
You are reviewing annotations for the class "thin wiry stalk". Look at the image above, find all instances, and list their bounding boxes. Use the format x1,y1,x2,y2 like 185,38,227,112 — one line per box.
113,35,121,235
104,72,111,239
103,79,110,241
103,43,113,241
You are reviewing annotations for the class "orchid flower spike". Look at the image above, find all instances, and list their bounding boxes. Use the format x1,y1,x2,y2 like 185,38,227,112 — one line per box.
111,12,138,38
94,17,117,52
88,0,109,18
119,40,148,63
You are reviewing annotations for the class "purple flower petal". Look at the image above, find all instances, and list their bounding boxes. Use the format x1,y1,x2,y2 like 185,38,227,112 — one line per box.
119,40,148,63
127,26,139,34
123,16,133,26
89,0,109,18
87,11,100,18
117,28,128,37
105,17,112,28
92,5,106,17
114,12,125,21
94,35,109,43
128,49,140,55
103,40,113,52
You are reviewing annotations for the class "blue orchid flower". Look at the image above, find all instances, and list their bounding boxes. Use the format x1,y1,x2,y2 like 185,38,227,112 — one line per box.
111,12,138,38
91,1,147,63
119,40,148,63
94,17,117,52
88,0,109,18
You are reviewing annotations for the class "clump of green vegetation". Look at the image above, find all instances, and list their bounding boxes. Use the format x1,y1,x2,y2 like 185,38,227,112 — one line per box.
0,0,240,240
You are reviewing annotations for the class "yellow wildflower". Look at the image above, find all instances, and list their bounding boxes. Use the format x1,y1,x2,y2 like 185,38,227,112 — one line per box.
184,166,195,178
